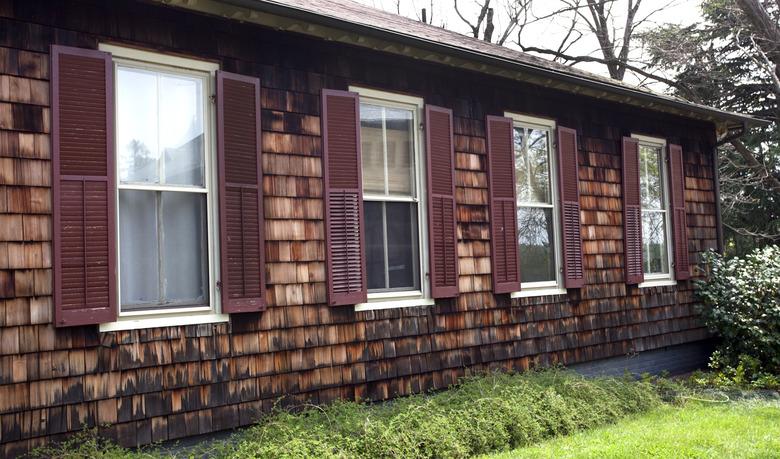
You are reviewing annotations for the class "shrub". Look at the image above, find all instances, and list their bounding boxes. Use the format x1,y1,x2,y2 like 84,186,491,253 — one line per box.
30,369,665,459
695,245,780,375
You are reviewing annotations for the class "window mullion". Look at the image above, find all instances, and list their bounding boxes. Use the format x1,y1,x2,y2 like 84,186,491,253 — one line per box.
382,107,389,196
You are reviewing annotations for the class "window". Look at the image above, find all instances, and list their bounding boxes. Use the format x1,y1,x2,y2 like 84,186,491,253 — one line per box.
99,44,225,331
506,113,564,296
351,87,431,310
634,134,675,283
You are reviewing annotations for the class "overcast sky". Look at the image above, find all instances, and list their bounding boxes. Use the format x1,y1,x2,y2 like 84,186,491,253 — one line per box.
352,0,704,90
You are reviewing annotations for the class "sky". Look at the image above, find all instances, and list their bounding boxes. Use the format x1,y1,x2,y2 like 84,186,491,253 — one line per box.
352,0,704,91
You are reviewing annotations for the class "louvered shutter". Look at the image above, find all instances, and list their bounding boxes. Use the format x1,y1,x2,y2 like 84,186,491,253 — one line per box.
668,144,690,280
51,45,116,327
556,127,585,288
622,137,644,285
216,71,266,313
486,116,521,294
322,89,367,306
425,105,459,298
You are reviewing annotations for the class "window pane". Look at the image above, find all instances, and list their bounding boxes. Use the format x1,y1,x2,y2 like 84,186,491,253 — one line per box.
119,190,160,306
361,104,385,194
386,202,419,289
117,67,206,187
364,201,386,289
161,192,208,304
385,108,414,196
517,207,556,282
160,75,205,186
117,68,159,184
639,144,663,209
642,211,669,274
515,127,551,203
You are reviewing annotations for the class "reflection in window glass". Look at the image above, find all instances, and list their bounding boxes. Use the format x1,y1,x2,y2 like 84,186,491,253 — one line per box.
642,211,669,274
360,99,421,293
517,207,556,282
514,123,558,286
117,67,205,187
638,142,671,276
515,127,551,203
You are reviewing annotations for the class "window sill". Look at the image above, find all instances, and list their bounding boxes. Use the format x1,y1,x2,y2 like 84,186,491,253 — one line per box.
511,286,567,299
355,297,435,311
638,278,677,289
99,312,229,332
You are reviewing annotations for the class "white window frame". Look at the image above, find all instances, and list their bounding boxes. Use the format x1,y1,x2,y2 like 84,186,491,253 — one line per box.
349,86,433,311
632,133,676,288
99,44,227,332
505,113,566,299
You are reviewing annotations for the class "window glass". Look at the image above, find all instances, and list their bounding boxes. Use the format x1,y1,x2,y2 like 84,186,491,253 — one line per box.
515,127,551,203
639,144,663,209
642,211,669,274
360,99,421,294
385,108,414,195
638,142,671,276
361,104,385,194
116,63,211,312
386,202,419,289
514,123,559,287
517,207,556,282
117,67,205,187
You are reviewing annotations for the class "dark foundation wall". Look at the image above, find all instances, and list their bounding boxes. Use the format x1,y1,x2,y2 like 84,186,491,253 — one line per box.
0,0,715,453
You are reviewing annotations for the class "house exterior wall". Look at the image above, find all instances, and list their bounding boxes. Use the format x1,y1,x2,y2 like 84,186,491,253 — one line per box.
0,0,717,453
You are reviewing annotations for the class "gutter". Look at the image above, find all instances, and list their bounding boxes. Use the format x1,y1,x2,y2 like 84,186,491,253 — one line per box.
218,0,769,130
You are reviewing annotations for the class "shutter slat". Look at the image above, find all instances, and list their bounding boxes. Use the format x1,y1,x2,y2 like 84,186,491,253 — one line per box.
486,116,521,294
217,71,266,313
668,144,690,280
557,126,585,289
52,45,117,327
622,137,644,285
426,105,459,298
322,89,367,306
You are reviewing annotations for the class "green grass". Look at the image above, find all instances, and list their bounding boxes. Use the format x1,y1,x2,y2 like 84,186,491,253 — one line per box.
484,398,780,459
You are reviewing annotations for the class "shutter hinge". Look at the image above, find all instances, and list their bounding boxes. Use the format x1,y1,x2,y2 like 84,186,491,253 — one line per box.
420,122,425,131
216,280,222,290
210,94,216,104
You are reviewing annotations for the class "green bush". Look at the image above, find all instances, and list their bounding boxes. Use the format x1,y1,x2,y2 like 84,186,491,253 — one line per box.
695,246,780,375
30,369,666,459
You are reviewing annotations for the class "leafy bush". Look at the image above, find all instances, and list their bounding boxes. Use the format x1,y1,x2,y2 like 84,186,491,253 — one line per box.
695,245,780,380
30,369,665,459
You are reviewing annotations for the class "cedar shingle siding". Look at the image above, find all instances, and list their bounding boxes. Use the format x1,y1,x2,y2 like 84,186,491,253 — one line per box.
0,0,718,454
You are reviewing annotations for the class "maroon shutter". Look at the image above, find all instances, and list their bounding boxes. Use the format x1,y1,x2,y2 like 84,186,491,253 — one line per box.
622,137,644,285
322,89,367,306
556,126,585,288
425,105,459,298
51,45,116,327
486,116,521,294
216,71,266,313
668,143,690,280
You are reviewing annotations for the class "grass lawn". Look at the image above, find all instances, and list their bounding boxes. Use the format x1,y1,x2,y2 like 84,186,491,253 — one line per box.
485,398,780,459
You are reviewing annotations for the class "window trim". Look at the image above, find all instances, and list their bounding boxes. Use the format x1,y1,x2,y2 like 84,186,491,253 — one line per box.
99,44,227,331
631,133,677,288
505,112,566,298
349,86,431,311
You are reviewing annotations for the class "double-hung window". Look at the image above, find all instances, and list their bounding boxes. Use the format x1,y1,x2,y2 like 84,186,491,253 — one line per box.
351,87,431,310
634,134,675,284
506,113,564,296
100,44,224,330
